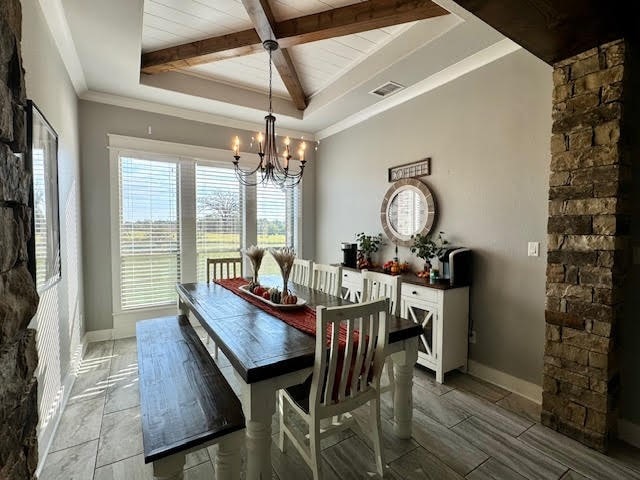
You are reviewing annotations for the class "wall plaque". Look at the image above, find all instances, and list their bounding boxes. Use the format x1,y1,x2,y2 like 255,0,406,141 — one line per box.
388,157,431,182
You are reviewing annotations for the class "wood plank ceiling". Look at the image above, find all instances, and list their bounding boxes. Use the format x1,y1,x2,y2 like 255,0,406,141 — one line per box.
140,0,450,110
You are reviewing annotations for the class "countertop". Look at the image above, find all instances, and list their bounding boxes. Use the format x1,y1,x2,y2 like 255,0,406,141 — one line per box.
339,265,469,290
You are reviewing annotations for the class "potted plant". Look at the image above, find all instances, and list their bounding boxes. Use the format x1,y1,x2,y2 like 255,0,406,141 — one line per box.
356,232,383,269
410,231,449,273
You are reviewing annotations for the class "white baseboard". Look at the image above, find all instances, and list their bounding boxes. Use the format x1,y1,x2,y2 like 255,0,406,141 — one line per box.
467,359,543,404
83,328,114,343
35,337,90,477
618,419,640,449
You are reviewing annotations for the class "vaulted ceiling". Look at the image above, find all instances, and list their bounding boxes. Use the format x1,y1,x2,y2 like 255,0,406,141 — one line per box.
58,0,516,137
139,0,449,110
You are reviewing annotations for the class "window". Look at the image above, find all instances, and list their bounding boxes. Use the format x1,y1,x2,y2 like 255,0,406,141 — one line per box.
196,165,243,281
257,183,298,275
118,156,179,310
110,137,302,314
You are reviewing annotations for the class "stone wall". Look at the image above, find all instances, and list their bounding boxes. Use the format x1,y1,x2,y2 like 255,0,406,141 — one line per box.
0,0,40,478
543,39,631,451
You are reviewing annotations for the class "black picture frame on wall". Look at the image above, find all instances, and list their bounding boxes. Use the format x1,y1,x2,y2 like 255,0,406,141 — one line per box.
26,100,61,291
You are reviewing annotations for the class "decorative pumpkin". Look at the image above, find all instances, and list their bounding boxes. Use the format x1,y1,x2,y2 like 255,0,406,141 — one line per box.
390,262,400,275
262,291,271,300
282,294,298,305
270,290,281,304
248,281,260,293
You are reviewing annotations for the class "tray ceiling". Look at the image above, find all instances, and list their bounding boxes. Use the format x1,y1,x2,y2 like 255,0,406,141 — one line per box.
58,0,516,136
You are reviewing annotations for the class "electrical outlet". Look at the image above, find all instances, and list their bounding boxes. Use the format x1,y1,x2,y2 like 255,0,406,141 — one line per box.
469,330,476,344
528,242,539,257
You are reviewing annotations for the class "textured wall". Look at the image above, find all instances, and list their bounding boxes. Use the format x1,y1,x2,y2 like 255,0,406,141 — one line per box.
0,0,40,478
315,49,552,387
543,39,631,451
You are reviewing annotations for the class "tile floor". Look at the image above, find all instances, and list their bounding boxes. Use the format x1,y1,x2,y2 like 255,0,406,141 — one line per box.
41,329,640,479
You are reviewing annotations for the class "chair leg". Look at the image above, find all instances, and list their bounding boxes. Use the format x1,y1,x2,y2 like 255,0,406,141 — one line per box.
278,392,286,453
310,417,323,480
370,398,385,477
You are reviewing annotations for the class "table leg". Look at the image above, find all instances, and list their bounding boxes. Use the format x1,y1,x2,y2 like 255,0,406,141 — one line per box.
177,298,189,317
390,337,418,439
239,378,276,480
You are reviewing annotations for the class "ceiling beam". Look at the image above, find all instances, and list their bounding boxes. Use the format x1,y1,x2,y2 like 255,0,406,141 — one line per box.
240,0,307,110
140,0,450,76
141,29,262,74
450,0,625,64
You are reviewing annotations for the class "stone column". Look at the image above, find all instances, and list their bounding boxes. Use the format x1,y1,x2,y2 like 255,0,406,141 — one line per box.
0,0,40,478
543,39,631,451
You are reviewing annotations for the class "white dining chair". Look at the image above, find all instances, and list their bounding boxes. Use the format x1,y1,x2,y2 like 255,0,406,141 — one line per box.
206,257,243,284
361,270,401,396
291,258,313,288
311,263,342,297
279,298,390,480
205,257,243,360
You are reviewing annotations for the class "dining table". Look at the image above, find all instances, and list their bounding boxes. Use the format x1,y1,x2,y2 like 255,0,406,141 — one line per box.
176,277,421,480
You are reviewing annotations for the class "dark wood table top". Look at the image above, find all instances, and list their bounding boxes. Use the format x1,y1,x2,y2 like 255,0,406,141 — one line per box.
177,279,422,384
136,316,245,464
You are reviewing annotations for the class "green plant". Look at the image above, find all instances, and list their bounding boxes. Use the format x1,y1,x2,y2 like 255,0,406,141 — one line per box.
356,232,383,256
410,231,449,261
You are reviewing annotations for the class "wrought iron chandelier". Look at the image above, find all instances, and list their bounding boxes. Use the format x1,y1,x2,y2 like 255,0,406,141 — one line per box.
232,40,306,188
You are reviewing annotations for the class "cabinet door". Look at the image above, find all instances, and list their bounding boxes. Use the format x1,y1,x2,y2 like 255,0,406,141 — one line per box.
402,298,438,364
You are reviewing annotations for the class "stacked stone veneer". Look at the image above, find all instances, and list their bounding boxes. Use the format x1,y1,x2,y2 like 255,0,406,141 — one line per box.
0,0,40,478
543,39,631,452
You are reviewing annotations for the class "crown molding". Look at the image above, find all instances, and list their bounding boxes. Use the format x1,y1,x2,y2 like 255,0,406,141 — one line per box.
315,38,521,140
38,0,87,94
80,90,315,139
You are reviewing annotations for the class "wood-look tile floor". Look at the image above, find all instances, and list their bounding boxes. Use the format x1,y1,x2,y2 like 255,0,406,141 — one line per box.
41,330,640,480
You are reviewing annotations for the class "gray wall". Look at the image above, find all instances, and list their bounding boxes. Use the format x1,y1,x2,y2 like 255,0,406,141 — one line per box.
315,49,552,386
79,101,316,332
21,0,84,464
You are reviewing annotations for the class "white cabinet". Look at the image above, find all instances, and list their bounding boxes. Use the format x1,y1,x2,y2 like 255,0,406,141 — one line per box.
339,268,469,384
401,285,469,383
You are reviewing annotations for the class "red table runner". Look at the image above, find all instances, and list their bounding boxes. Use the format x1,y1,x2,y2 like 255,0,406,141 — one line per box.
215,278,367,399
214,277,354,344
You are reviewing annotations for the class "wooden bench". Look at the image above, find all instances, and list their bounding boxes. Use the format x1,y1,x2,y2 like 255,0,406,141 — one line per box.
136,315,245,480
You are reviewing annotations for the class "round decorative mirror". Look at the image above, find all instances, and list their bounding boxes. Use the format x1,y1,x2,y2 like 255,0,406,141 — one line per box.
380,178,436,247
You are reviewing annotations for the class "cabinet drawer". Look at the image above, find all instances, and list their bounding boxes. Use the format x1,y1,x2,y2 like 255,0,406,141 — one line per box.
401,285,441,304
342,269,361,287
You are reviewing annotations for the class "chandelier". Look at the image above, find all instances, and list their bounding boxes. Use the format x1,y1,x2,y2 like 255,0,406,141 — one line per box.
232,40,306,188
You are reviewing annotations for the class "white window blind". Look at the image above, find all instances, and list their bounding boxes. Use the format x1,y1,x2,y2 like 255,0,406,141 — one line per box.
32,149,48,289
257,183,299,275
118,156,180,310
195,164,243,281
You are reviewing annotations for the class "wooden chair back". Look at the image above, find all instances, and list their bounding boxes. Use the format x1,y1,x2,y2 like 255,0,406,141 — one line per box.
291,258,313,287
311,263,342,297
311,299,390,412
361,270,401,316
206,257,243,283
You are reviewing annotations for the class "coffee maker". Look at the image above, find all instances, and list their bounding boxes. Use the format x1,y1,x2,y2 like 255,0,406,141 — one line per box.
439,248,473,286
341,243,358,269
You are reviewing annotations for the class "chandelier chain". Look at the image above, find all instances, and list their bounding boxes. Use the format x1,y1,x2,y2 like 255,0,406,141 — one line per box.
268,48,273,115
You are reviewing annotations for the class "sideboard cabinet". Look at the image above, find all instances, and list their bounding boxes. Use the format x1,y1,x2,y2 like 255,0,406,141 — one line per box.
341,268,469,383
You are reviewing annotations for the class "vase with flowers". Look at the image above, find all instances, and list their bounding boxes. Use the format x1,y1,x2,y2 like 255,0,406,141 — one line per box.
355,232,383,269
244,245,265,285
410,231,449,275
270,247,296,295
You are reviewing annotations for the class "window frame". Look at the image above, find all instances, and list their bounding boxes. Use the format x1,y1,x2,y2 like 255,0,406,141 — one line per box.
108,134,303,323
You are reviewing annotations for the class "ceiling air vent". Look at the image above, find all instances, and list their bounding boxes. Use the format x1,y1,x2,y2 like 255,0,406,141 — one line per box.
369,81,405,97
